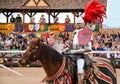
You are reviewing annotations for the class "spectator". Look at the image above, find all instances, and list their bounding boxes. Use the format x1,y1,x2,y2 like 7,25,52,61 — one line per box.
39,15,46,23
65,15,71,23
63,32,69,43
63,40,70,50
112,46,119,51
110,31,117,41
92,39,99,50
17,32,23,44
47,32,55,48
28,33,35,38
43,32,49,39
19,41,27,50
0,34,2,41
97,33,102,42
58,32,63,44
16,14,22,23
4,38,11,50
117,32,120,42
97,44,105,51
10,15,15,23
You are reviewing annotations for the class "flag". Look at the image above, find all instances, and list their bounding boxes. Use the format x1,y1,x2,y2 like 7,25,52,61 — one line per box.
39,24,48,32
50,24,59,32
15,23,23,32
34,24,39,31
65,24,74,32
7,23,15,31
58,24,65,32
24,24,35,32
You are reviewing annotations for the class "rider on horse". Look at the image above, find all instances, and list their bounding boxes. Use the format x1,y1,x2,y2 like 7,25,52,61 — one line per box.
68,16,95,84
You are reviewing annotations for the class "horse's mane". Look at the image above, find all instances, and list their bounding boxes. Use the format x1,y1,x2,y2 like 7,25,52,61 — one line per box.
39,42,63,62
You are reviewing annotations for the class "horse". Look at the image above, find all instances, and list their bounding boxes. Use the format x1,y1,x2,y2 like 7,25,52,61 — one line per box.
20,40,117,84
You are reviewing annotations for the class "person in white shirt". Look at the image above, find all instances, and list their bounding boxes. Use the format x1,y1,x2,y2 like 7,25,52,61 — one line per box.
69,16,95,84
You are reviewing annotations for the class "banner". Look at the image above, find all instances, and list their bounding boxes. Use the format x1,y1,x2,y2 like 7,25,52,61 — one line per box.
58,24,65,32
39,24,48,32
0,24,7,32
65,24,74,32
15,23,23,32
50,24,59,32
7,23,15,31
34,24,39,31
24,24,35,32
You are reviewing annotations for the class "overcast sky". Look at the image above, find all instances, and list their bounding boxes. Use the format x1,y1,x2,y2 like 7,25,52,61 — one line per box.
103,0,120,28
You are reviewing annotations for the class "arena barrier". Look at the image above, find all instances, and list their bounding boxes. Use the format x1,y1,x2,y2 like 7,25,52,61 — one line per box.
91,51,120,53
0,50,120,68
0,50,119,53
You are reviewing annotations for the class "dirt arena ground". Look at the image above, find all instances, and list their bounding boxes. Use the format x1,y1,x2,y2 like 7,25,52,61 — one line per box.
0,67,120,84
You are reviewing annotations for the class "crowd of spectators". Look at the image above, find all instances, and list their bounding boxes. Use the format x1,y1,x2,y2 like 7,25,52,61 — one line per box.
0,31,120,51
0,31,120,65
92,31,120,59
0,31,120,57
0,32,27,50
92,31,120,51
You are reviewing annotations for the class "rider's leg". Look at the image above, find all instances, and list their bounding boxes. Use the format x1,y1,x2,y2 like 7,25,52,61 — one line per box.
77,59,85,84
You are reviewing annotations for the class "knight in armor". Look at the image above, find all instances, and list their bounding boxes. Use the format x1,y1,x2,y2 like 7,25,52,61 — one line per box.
68,16,95,84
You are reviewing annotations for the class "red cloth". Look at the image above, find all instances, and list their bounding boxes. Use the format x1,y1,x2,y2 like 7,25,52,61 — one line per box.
43,33,49,38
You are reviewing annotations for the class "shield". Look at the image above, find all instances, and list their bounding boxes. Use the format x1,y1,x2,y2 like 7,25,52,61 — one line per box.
78,29,92,45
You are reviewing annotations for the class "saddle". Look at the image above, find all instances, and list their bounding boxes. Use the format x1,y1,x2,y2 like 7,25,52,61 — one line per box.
62,49,92,80
66,53,92,80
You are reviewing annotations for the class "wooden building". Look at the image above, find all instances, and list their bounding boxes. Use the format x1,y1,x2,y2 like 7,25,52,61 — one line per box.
0,0,107,23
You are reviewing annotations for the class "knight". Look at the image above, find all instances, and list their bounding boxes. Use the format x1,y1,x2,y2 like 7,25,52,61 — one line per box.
68,16,95,84
66,0,106,83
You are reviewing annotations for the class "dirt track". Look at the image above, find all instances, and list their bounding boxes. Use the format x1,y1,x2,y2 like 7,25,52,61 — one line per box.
0,67,120,84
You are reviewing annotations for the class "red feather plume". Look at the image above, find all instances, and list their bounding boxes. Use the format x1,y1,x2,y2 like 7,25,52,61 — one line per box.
83,0,106,24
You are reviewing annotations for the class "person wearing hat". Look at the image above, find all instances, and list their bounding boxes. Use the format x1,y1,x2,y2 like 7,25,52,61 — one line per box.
35,33,41,42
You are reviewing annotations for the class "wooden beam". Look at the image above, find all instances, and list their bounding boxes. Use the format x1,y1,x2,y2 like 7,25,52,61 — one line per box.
50,12,60,18
27,12,37,17
2,12,13,23
48,11,51,25
19,10,30,23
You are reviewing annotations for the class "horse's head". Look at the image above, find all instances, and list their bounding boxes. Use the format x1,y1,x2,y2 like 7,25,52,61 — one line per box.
20,39,64,77
20,40,40,65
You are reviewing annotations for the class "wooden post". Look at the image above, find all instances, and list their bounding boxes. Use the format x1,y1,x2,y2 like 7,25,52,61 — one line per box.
2,12,13,23
72,12,76,23
50,12,60,23
48,11,51,24
21,11,27,23
27,11,37,23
